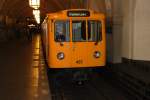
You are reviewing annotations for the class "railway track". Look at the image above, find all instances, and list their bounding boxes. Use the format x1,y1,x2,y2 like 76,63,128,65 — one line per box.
48,70,133,100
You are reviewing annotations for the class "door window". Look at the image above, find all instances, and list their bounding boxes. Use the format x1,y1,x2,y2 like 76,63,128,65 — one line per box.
72,20,86,42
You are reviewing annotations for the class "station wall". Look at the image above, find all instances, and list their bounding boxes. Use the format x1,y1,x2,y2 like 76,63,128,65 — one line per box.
122,0,150,61
133,0,150,60
0,15,21,43
88,0,106,13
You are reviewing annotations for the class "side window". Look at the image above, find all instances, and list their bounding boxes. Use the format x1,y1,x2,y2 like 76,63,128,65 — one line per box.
72,20,86,42
88,21,102,41
55,21,70,42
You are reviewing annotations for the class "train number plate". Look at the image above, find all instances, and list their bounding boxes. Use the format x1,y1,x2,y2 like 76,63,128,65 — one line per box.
76,60,83,64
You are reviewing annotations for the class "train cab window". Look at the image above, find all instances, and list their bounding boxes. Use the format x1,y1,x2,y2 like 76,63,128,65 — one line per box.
55,21,70,42
88,21,102,41
72,20,86,42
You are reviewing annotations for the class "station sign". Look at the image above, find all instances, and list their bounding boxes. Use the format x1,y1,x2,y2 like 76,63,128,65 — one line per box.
67,11,90,17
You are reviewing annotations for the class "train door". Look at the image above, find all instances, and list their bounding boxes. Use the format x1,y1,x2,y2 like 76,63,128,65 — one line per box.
71,20,103,67
71,20,88,67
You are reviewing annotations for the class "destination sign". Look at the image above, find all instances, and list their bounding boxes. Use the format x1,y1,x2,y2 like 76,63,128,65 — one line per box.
67,11,90,17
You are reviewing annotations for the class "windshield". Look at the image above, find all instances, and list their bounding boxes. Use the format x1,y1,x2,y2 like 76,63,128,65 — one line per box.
54,20,102,42
88,21,102,41
55,21,70,42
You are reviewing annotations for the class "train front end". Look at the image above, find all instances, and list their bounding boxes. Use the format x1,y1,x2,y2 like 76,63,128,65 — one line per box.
47,9,106,69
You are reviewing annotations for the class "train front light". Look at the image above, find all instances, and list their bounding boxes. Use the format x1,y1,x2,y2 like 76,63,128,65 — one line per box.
57,52,65,60
94,51,101,58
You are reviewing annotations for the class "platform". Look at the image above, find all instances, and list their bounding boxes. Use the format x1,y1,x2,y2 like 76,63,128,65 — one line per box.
0,35,51,100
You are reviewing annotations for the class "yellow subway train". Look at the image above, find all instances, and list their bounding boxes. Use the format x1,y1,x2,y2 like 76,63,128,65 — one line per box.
41,9,106,70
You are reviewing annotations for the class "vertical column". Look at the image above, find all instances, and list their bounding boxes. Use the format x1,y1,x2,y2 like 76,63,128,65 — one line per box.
122,0,136,60
112,0,123,63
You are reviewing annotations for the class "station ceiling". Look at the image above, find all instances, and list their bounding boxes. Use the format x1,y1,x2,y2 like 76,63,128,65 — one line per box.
0,0,108,19
0,0,32,18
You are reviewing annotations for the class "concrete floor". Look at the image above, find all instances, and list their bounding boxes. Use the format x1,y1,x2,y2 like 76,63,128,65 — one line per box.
0,35,51,100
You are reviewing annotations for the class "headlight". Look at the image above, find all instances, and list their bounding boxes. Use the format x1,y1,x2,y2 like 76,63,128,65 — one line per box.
94,51,101,58
57,52,65,60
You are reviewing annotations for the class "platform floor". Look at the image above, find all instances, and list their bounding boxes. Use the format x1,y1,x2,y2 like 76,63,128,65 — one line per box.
0,35,51,100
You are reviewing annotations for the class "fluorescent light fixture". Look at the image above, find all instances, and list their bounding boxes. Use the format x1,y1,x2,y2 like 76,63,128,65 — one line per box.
29,0,40,9
33,10,40,24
